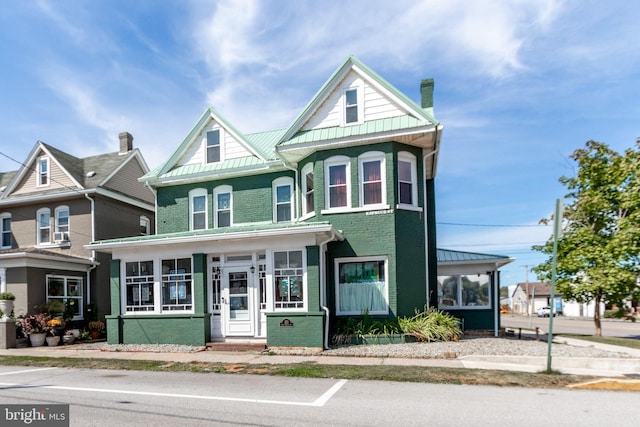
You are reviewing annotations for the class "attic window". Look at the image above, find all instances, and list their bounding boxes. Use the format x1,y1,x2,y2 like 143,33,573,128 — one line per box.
37,157,50,187
206,130,220,163
345,89,359,124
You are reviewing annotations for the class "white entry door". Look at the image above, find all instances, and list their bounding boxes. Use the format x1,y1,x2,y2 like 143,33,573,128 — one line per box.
224,268,254,336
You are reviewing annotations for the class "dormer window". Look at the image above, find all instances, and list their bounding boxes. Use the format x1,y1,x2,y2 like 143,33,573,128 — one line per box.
345,88,359,124
38,157,50,187
206,130,221,163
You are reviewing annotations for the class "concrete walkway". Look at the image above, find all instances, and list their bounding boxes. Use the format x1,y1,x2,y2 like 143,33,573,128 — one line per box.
0,337,639,379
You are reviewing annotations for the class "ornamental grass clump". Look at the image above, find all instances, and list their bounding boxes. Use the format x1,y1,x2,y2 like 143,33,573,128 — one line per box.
399,307,462,342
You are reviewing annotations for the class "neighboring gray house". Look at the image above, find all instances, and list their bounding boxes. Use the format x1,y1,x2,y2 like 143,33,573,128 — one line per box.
0,133,155,324
511,282,562,315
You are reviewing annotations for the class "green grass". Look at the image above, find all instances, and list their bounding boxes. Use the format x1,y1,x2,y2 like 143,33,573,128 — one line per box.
560,335,640,350
0,355,599,389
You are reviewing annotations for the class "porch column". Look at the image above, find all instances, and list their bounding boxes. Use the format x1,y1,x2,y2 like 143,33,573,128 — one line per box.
0,268,6,293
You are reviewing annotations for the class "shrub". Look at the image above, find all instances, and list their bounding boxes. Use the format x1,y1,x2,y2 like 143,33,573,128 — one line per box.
0,292,15,301
399,307,462,342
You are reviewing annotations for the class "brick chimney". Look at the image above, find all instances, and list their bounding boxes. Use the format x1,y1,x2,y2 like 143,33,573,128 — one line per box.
119,132,133,154
420,79,434,109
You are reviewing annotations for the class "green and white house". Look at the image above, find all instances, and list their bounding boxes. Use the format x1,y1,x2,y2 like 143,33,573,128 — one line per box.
88,56,510,348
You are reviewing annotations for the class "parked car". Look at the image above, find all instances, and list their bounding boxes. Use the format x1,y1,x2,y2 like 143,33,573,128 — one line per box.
536,306,556,317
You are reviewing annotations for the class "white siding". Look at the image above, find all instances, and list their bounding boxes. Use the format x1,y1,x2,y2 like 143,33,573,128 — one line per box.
302,70,407,131
177,121,254,166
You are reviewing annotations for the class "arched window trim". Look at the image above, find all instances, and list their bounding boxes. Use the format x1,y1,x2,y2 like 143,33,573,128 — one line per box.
213,185,233,228
300,163,315,219
323,155,351,213
397,151,421,211
358,151,387,208
189,188,208,231
272,176,294,223
36,207,51,246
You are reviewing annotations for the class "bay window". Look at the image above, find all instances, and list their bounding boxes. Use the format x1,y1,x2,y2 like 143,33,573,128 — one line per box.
358,152,386,207
336,257,388,315
324,156,351,210
47,275,82,319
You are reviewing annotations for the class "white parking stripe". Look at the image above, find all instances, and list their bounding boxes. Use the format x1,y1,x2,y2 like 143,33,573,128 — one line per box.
0,379,348,407
0,367,58,376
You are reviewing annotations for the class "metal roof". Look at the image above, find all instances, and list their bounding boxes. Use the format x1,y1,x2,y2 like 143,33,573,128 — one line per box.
437,248,513,267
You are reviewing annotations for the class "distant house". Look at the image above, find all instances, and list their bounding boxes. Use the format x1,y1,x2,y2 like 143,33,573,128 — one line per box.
0,133,155,324
89,56,510,348
512,282,563,315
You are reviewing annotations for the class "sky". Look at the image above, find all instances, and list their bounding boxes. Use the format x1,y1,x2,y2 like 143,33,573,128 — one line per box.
1,1,639,287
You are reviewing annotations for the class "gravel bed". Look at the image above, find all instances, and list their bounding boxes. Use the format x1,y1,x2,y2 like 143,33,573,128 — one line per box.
69,336,632,359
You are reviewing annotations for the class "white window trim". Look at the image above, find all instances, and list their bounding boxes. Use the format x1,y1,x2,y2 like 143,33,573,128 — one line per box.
140,216,150,235
396,151,420,210
124,260,156,313
301,162,315,220
204,128,223,164
358,151,386,208
335,256,389,316
273,249,307,312
437,274,492,310
37,156,50,187
0,213,11,249
160,257,194,313
272,177,294,223
213,185,233,228
189,188,208,231
36,207,51,246
46,275,83,321
343,86,363,126
324,155,351,212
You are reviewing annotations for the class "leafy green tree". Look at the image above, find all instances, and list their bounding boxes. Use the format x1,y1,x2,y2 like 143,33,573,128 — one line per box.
533,140,640,335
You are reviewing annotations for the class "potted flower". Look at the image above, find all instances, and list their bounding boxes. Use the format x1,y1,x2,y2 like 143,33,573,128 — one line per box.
62,330,75,345
20,313,52,347
0,292,15,320
46,318,63,346
88,321,105,340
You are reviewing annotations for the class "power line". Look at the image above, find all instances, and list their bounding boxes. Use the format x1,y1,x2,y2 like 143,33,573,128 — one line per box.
437,221,548,228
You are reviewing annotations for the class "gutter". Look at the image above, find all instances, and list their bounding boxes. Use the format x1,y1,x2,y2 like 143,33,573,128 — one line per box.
423,139,439,307
85,194,98,305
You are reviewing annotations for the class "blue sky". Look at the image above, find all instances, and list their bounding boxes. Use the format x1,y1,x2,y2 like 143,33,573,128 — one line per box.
1,1,639,286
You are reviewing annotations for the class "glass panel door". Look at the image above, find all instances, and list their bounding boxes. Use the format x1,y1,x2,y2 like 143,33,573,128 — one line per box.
224,268,254,336
229,272,249,320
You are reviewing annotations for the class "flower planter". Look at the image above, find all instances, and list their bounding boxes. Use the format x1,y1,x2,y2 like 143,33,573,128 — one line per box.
0,300,13,320
29,332,46,347
90,330,100,340
46,335,60,347
62,335,75,345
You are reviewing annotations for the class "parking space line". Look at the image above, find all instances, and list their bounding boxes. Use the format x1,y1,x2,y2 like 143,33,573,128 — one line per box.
0,367,58,376
0,378,348,407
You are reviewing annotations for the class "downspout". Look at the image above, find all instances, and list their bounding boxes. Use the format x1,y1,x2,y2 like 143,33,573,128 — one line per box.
423,127,440,308
319,231,336,350
494,269,499,337
84,194,97,306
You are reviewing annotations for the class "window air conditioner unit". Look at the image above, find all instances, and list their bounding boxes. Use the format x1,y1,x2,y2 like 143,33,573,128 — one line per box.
53,232,69,242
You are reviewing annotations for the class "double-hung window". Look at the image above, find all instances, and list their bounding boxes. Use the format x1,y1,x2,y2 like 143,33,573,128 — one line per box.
54,206,69,242
189,189,207,230
0,213,10,249
335,257,388,315
301,163,314,217
273,177,293,222
47,275,83,319
274,250,304,309
206,129,221,163
37,157,49,187
345,88,359,124
437,274,491,309
140,216,150,235
358,152,386,207
214,185,232,228
36,208,51,245
125,261,154,312
398,151,418,208
161,258,193,311
324,156,351,210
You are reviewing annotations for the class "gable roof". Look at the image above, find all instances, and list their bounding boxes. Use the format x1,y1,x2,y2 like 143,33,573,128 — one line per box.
0,140,150,204
513,282,559,298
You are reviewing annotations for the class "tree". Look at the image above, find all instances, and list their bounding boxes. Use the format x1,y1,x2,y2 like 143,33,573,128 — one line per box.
533,140,640,336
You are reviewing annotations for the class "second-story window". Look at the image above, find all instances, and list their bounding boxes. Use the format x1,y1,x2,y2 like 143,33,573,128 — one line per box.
398,151,418,207
38,157,49,187
214,185,232,228
140,216,150,235
358,152,386,207
54,206,69,242
37,208,51,245
206,130,221,163
189,189,208,231
324,156,351,210
301,163,314,217
273,177,293,222
0,213,11,249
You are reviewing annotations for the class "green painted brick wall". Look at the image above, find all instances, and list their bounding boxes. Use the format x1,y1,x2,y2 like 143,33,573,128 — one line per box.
266,312,325,348
121,315,208,345
306,246,320,311
155,171,294,234
107,259,122,344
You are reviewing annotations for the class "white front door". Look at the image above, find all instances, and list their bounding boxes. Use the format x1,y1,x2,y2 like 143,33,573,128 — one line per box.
224,268,254,336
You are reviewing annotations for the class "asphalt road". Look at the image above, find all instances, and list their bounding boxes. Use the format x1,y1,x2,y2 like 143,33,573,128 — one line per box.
501,314,640,338
0,366,637,426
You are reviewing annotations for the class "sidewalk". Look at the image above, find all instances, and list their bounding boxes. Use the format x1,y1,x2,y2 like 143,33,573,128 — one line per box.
1,337,639,379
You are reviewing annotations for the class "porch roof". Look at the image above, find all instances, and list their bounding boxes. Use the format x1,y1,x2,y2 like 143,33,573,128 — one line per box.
86,221,344,251
437,248,513,268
